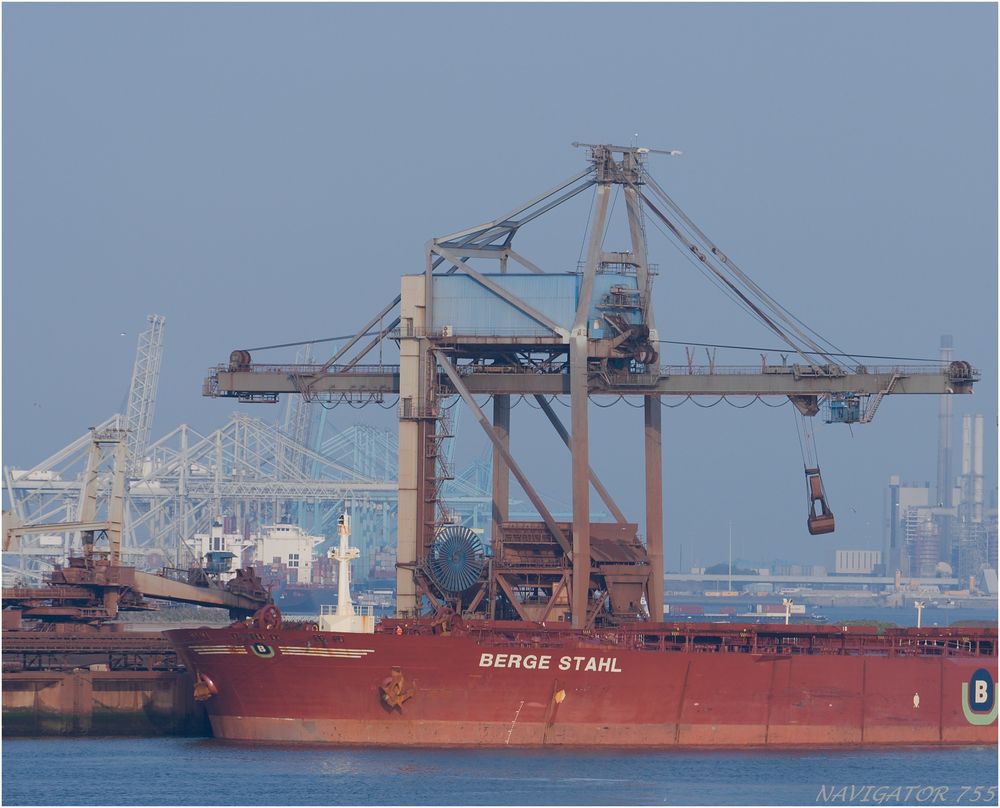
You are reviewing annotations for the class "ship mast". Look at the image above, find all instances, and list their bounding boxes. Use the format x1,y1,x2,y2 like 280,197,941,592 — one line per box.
330,512,359,615
319,512,375,633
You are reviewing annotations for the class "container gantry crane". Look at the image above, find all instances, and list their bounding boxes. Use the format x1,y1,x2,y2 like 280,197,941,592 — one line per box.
202,144,979,629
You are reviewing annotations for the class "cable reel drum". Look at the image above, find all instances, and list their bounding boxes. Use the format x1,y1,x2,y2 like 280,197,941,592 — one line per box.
427,525,486,595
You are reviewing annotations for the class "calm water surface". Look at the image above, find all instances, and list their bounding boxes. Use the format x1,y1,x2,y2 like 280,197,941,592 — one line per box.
7,607,995,805
2,738,997,806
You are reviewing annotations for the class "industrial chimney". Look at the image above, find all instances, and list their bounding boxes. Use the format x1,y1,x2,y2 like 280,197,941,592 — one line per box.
961,414,973,514
974,414,984,524
936,335,953,507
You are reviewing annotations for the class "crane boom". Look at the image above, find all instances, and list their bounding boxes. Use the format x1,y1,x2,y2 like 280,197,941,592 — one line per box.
204,360,977,402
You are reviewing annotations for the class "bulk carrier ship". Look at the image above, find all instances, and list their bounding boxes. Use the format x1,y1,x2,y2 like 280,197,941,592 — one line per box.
167,143,996,747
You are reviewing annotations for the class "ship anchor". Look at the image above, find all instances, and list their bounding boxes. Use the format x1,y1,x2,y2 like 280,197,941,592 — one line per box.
193,672,218,702
379,666,415,710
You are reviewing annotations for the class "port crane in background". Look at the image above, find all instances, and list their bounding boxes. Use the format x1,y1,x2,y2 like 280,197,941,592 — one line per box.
204,144,979,630
3,314,169,574
4,315,445,586
3,425,269,623
124,314,166,477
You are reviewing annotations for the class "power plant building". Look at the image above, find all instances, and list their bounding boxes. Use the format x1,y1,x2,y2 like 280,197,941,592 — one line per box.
885,407,997,584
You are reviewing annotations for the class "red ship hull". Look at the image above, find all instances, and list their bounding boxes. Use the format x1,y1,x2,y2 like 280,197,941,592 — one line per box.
166,618,998,747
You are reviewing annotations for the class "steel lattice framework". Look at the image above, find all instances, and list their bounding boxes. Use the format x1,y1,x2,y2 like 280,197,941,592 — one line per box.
124,314,166,477
3,415,494,585
3,321,493,584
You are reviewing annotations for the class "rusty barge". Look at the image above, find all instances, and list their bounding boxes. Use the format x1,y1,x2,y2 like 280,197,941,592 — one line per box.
2,621,210,737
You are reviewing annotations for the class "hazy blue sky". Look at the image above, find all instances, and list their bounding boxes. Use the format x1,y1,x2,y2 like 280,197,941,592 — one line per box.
3,3,996,569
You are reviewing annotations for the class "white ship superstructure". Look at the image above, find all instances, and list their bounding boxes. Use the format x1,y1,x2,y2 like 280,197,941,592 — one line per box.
189,520,323,584
254,523,323,584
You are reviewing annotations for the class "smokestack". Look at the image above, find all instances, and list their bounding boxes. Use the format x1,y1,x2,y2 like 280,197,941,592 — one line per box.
936,335,953,507
958,415,973,523
961,415,972,477
974,414,984,523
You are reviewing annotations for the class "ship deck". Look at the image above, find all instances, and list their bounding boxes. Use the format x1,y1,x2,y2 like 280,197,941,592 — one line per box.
371,618,997,659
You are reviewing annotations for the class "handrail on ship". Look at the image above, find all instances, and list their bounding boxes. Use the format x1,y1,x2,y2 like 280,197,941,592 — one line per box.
378,620,996,659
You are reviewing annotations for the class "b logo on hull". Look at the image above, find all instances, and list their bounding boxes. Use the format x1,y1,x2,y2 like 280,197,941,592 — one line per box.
962,668,998,725
250,643,275,658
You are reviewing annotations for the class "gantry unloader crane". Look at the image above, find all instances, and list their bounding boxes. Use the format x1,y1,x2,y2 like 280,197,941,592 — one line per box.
203,144,979,630
3,424,270,623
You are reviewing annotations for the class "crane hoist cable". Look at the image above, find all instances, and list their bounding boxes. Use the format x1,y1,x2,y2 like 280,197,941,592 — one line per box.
640,193,804,354
639,190,817,365
637,179,828,357
641,187,836,366
638,174,846,364
640,171,858,366
640,172,838,355
643,207,770,327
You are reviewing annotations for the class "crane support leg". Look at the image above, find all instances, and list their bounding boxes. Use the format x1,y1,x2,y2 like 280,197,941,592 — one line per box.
644,395,664,621
491,395,510,545
570,338,591,630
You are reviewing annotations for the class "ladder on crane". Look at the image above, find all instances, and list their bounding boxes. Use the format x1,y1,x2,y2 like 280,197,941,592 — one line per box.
860,372,900,424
